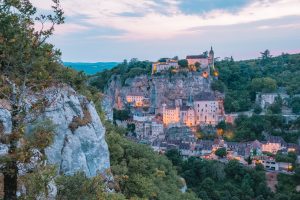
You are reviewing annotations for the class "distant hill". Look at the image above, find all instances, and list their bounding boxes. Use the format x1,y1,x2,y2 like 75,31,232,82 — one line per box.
63,62,119,75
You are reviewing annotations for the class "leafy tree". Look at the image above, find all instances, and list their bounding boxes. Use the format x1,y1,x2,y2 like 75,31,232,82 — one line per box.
113,109,130,121
215,147,227,158
0,0,64,199
55,172,126,200
290,97,300,114
165,149,183,167
268,96,282,114
211,80,226,93
251,77,277,93
105,126,198,199
195,62,201,69
178,59,188,68
260,49,272,65
253,104,262,114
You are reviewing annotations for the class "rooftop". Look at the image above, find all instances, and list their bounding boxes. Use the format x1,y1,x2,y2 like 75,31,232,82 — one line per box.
186,55,208,59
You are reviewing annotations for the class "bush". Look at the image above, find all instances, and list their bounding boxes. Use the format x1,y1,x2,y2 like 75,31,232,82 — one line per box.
215,148,227,158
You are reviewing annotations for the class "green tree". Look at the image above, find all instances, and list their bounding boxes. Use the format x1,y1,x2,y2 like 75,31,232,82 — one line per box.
253,104,262,114
251,77,277,93
211,80,226,93
215,147,227,158
0,1,64,199
290,97,300,114
178,59,188,68
165,149,183,167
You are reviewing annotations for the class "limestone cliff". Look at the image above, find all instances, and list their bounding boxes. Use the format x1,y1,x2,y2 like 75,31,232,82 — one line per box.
104,72,212,114
0,85,110,177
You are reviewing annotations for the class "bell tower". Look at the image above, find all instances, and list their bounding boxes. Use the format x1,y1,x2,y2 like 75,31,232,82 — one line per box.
209,46,214,66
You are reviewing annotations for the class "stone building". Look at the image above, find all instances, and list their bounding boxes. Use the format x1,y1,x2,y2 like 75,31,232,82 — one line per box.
261,136,287,154
162,103,180,125
193,92,224,126
256,93,289,109
162,92,224,127
186,47,214,68
126,92,145,107
152,59,179,74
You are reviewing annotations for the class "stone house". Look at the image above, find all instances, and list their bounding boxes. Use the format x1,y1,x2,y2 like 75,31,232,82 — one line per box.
152,59,179,74
261,136,287,154
126,92,145,107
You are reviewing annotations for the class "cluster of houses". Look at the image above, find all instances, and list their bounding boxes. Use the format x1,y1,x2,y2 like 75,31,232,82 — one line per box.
152,134,300,172
117,47,300,173
124,91,226,142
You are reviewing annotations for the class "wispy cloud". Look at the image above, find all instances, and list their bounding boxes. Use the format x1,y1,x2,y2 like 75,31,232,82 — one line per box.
31,0,300,40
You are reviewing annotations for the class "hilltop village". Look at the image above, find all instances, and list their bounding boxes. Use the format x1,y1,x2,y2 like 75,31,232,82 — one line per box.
102,48,300,173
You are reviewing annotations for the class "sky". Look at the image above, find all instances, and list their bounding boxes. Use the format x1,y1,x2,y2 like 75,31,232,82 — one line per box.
31,0,300,62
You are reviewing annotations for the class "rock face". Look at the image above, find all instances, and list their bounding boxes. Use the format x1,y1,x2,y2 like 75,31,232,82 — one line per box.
0,85,110,177
0,109,11,156
104,72,211,114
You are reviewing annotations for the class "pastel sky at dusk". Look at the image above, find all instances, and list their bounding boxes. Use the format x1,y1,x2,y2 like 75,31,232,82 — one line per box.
31,0,300,62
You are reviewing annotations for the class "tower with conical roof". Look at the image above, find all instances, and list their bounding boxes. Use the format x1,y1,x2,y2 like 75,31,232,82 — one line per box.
209,46,214,66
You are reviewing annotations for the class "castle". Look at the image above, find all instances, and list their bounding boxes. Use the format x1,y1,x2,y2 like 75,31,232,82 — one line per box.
186,46,214,68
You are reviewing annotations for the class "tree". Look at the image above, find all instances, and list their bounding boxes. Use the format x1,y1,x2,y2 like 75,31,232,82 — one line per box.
268,96,282,114
195,62,201,69
251,77,277,93
253,104,262,114
0,1,64,199
178,59,188,68
165,149,182,167
260,49,272,65
211,80,225,93
290,97,300,114
215,148,227,158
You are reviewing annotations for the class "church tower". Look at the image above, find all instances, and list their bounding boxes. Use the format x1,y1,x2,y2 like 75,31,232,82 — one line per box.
209,46,214,66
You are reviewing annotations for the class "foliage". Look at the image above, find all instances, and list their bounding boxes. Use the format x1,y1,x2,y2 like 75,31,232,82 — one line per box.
215,52,300,112
113,108,130,122
275,152,297,165
290,97,300,114
172,158,273,200
211,80,226,93
276,173,300,200
178,59,188,68
215,147,227,158
105,125,198,200
90,59,152,91
267,96,283,114
55,172,126,200
19,166,57,200
253,103,262,114
251,77,277,93
165,149,183,167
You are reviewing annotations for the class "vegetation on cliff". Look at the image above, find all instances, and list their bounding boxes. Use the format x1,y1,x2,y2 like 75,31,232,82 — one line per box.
213,53,300,113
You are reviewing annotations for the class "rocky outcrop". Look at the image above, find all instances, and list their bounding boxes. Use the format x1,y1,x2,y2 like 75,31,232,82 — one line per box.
0,108,11,156
104,72,211,114
0,85,110,177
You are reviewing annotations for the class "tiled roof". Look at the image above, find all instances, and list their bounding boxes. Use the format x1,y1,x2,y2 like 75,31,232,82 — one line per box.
266,136,287,146
186,55,208,59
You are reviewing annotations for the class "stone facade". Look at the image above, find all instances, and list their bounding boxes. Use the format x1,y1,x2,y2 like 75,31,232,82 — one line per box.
152,59,178,74
162,92,224,127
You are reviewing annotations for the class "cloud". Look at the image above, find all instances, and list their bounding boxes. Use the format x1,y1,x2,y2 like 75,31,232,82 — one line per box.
31,0,300,40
